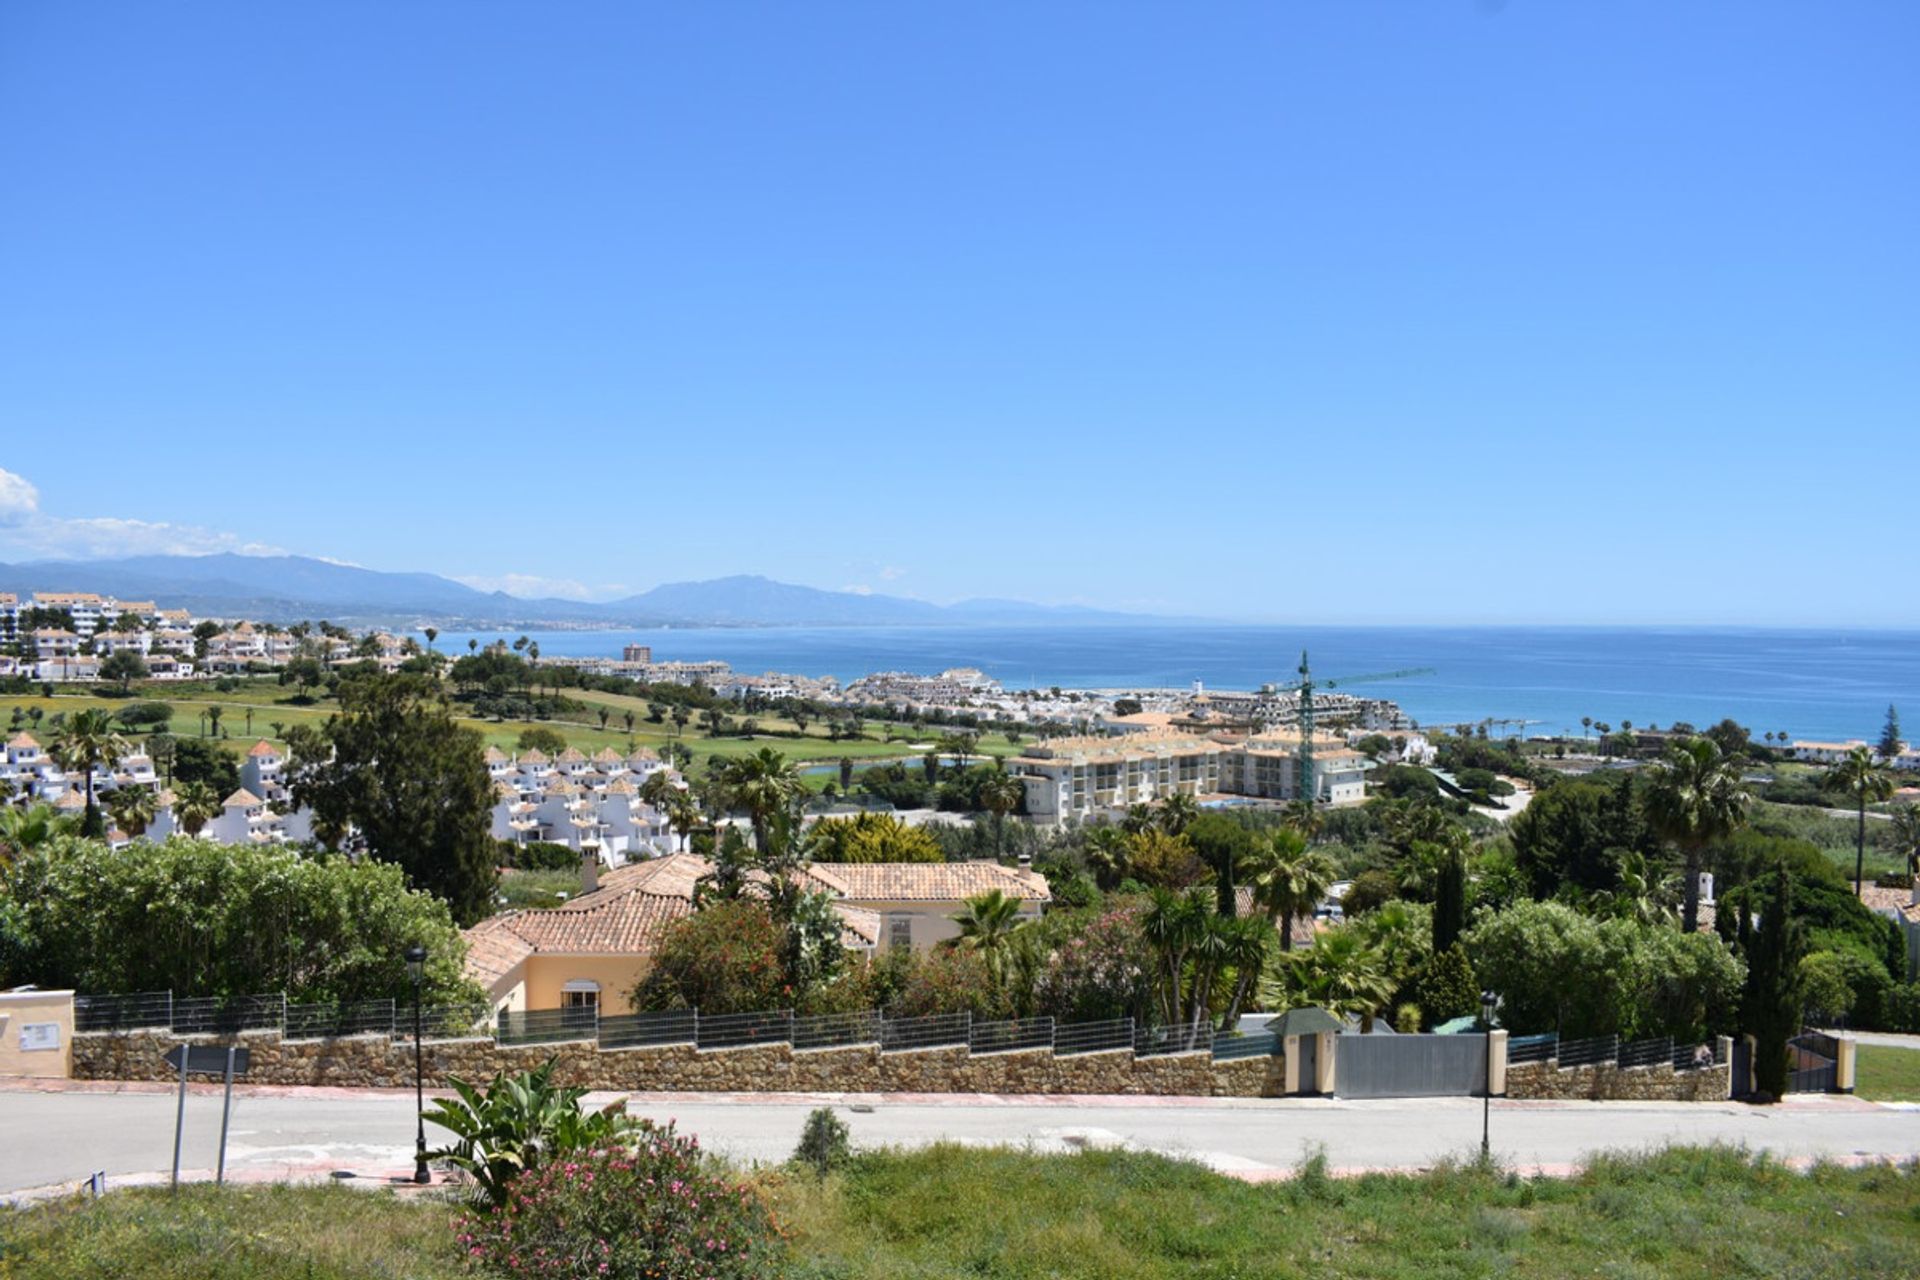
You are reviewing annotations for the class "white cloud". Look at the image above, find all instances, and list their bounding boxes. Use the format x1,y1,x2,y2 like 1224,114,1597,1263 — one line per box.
452,572,631,602
839,583,875,596
877,565,907,582
0,467,284,561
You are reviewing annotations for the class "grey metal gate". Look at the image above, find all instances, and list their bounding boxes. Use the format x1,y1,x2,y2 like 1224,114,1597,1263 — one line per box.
1294,1033,1318,1093
1786,1032,1837,1094
1336,1033,1489,1099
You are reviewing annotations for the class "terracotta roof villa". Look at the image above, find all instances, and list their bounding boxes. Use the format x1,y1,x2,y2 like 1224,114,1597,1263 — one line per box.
463,854,1049,1018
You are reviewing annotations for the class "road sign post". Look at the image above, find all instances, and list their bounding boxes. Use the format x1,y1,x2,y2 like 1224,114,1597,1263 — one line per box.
163,1044,251,1190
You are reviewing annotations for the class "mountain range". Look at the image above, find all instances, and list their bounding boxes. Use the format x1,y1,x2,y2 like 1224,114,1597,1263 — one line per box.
0,554,1173,629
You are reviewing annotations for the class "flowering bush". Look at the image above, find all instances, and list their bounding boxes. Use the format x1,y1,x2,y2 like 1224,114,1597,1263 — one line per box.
632,900,789,1014
456,1123,787,1279
1032,901,1155,1024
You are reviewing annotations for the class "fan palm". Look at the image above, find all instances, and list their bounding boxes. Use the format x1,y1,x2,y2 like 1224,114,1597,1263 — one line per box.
1141,887,1214,1027
1083,825,1130,890
174,780,223,836
1156,792,1199,836
719,747,804,853
0,803,79,862
1643,736,1751,933
1243,828,1336,950
1263,926,1396,1032
51,708,130,833
1217,914,1273,1030
103,786,158,838
950,888,1028,983
1823,745,1895,899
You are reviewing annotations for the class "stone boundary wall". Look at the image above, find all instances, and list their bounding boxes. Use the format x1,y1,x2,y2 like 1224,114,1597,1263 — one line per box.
1505,1058,1730,1102
72,1029,1286,1098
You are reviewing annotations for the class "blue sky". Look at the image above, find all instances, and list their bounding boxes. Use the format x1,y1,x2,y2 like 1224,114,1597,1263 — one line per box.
1,2,1913,624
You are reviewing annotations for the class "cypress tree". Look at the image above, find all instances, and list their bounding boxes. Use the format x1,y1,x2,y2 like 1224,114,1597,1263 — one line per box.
1742,867,1805,1100
1879,704,1903,760
1434,846,1468,953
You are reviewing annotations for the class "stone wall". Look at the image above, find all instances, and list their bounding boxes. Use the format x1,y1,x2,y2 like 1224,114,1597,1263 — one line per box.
70,1029,1280,1098
1505,1059,1730,1102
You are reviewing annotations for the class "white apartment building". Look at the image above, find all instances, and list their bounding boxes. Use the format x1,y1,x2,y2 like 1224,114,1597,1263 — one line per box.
486,745,679,861
1012,730,1370,825
1792,738,1920,770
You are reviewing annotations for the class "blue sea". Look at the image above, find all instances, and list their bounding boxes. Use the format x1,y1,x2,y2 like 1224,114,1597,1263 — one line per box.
433,625,1920,743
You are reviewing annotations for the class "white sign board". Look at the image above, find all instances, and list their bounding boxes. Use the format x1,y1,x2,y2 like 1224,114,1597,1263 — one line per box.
19,1022,61,1052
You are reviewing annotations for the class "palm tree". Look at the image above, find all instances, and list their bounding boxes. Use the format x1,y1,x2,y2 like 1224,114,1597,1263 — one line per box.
720,747,805,853
0,803,79,863
1609,849,1675,926
423,626,438,652
1643,735,1752,933
1281,798,1322,842
949,888,1028,983
1120,803,1158,835
104,785,157,838
1083,825,1130,890
1156,792,1199,837
207,705,224,738
1142,887,1213,1028
1244,828,1336,950
174,780,223,836
978,769,1025,859
1264,926,1396,1032
51,709,129,834
1823,745,1895,899
1217,914,1273,1031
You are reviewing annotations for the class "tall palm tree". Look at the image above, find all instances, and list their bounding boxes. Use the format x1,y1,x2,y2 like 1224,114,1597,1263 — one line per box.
1643,735,1751,933
51,709,129,834
1281,798,1322,842
978,769,1025,859
174,780,223,836
1243,828,1335,950
949,888,1028,983
1823,745,1895,899
103,786,157,838
1264,926,1397,1032
206,705,224,738
423,626,438,652
720,747,804,853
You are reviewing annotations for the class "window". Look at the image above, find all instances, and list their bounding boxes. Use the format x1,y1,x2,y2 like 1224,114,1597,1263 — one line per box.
887,916,913,951
561,981,599,1012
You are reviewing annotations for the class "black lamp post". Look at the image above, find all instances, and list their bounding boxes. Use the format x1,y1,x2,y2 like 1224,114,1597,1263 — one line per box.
1480,989,1499,1160
406,943,430,1184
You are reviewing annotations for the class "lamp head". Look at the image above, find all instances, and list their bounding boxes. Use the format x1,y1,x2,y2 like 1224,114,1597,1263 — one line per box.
405,944,427,982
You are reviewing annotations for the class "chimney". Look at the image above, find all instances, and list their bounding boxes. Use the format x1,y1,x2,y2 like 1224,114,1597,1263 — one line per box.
1017,852,1032,868
580,847,600,895
1911,874,1919,908
1698,871,1715,907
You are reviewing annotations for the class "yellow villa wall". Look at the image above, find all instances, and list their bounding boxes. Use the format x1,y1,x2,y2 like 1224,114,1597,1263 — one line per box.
522,955,648,1015
0,989,75,1079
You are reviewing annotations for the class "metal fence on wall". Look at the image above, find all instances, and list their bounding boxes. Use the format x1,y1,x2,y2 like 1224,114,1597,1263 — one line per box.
73,990,1248,1062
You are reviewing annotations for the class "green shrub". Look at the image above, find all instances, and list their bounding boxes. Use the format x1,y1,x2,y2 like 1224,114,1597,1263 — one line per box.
114,700,173,729
794,1106,852,1175
515,726,568,755
511,840,581,872
455,1126,785,1279
632,899,789,1014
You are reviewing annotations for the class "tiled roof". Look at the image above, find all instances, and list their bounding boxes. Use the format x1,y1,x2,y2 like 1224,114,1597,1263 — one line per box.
223,788,263,807
804,860,1052,903
519,749,549,765
1231,888,1324,946
1859,885,1915,915
460,854,890,980
247,740,278,757
483,746,508,763
557,748,587,763
593,748,623,763
7,732,39,749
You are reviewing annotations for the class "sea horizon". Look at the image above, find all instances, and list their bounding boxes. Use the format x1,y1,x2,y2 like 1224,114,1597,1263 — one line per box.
433,623,1920,745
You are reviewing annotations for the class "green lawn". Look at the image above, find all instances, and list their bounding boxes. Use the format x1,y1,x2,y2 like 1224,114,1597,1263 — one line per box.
2,680,1027,776
4,1147,1917,1279
1856,1045,1920,1102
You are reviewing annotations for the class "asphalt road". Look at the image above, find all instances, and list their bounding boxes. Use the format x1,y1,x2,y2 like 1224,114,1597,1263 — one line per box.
4,1086,1916,1196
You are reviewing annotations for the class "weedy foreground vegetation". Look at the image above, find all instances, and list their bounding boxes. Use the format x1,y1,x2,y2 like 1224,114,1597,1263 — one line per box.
3,1145,1918,1280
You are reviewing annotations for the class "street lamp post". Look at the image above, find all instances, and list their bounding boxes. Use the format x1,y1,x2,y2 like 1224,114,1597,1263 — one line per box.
1480,990,1498,1160
406,944,430,1185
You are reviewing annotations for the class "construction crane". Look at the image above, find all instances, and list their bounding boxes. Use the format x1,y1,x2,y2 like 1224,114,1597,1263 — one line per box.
1281,652,1435,806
